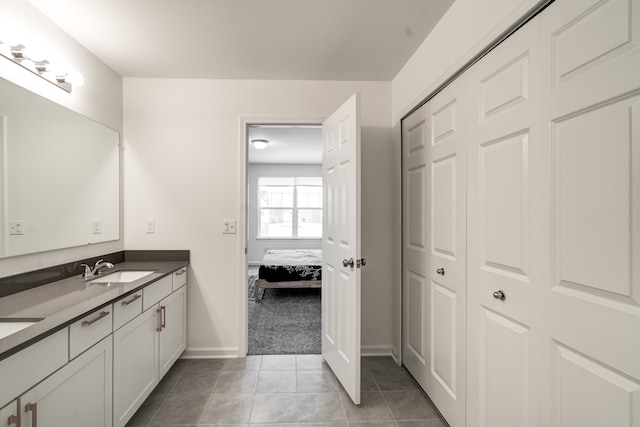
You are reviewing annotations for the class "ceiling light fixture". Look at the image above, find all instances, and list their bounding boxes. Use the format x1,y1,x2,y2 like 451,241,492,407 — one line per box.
251,139,269,149
0,40,81,92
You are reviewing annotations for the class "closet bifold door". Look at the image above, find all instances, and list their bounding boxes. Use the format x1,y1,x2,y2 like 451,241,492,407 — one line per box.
538,0,640,426
402,74,468,427
466,15,544,427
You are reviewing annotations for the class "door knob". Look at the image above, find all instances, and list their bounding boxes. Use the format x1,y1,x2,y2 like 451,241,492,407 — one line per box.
343,258,354,268
436,268,445,276
493,290,506,301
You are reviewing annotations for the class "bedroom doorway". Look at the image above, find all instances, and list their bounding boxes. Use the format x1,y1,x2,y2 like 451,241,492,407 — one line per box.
245,124,324,355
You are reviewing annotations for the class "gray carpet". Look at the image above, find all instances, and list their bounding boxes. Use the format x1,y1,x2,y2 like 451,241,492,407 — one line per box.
248,266,321,355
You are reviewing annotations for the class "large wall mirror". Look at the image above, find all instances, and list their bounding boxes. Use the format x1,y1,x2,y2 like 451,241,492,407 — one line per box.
0,77,120,258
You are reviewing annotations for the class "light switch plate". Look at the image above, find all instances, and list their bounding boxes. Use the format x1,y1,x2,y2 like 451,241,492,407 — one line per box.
145,219,155,234
9,220,24,235
222,220,236,234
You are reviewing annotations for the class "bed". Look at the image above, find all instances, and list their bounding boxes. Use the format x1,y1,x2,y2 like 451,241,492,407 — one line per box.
255,249,322,301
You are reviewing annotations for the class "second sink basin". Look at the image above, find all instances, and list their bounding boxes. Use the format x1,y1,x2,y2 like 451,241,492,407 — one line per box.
0,318,43,339
89,270,155,284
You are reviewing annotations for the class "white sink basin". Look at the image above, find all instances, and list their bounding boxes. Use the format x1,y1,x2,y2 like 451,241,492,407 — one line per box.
0,318,43,339
89,270,155,284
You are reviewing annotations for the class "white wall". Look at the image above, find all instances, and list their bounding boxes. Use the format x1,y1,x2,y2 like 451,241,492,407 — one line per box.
124,78,394,357
0,0,123,278
247,163,322,265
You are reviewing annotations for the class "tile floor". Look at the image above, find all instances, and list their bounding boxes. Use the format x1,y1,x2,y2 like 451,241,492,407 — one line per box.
126,355,448,427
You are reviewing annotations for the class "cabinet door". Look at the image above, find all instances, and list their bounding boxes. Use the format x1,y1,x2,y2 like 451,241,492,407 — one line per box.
158,285,186,379
0,400,19,427
113,306,159,427
19,337,112,427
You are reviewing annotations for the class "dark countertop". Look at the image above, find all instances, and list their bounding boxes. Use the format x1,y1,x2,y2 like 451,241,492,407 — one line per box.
0,260,188,360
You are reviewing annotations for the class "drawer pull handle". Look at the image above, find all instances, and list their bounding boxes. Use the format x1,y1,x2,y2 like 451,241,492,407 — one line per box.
25,402,36,427
156,306,166,331
7,414,20,427
81,310,109,327
176,268,187,276
121,294,142,306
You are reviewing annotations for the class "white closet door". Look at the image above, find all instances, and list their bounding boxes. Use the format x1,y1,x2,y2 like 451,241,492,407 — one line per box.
466,17,543,427
402,76,467,427
539,0,640,425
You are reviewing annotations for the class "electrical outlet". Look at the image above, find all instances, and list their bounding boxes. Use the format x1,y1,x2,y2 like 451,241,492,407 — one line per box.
92,219,102,234
145,219,155,234
222,220,236,234
9,220,24,235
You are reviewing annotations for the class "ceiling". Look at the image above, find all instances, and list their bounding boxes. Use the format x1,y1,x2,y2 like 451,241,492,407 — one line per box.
248,126,322,164
27,0,454,81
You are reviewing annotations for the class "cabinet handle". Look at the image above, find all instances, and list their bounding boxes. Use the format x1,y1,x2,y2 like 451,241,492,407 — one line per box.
176,268,186,276
156,306,166,331
81,310,109,327
7,413,20,427
24,402,36,427
121,294,141,306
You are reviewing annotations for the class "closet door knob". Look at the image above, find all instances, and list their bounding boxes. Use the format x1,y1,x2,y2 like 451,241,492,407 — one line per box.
493,290,506,301
436,268,445,276
342,258,354,268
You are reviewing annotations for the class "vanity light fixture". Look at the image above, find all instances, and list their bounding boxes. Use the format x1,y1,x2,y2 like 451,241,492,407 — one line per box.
251,139,269,149
0,40,81,92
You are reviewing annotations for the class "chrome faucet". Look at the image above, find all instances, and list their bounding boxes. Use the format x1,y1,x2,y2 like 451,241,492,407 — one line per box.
81,259,115,278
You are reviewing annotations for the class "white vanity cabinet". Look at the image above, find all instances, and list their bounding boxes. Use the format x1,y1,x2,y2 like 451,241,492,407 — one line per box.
19,336,113,427
113,271,187,427
0,400,18,427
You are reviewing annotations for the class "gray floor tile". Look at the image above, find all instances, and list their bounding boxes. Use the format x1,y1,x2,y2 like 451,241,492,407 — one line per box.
186,358,226,372
199,394,254,424
151,367,184,396
296,355,331,371
349,422,399,427
214,371,259,394
223,356,262,371
297,370,338,392
382,391,441,421
148,392,208,425
260,354,297,370
250,393,298,423
297,392,346,422
250,424,347,427
126,393,166,426
256,371,297,393
371,369,419,391
170,369,219,396
396,421,449,427
362,357,400,372
337,371,379,393
340,391,394,422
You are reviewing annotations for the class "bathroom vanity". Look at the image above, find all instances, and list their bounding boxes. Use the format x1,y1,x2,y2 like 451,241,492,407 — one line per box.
0,257,188,427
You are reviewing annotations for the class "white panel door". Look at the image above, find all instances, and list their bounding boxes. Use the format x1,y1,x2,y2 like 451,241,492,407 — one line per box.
539,0,640,425
402,76,468,427
466,17,543,427
322,93,362,405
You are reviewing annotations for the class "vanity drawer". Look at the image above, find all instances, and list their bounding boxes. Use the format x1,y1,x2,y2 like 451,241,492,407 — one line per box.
172,267,187,291
0,328,68,407
143,275,172,311
69,305,113,359
113,291,143,330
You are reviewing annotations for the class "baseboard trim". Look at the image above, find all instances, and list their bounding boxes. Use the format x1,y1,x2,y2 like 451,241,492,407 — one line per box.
181,347,240,359
361,345,394,357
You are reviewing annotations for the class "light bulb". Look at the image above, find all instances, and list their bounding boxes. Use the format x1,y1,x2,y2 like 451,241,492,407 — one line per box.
251,139,269,149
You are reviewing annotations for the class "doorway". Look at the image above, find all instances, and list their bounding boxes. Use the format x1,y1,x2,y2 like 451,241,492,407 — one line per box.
245,124,324,355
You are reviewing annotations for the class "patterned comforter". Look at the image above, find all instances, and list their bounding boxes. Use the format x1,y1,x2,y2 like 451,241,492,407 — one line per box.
258,249,322,282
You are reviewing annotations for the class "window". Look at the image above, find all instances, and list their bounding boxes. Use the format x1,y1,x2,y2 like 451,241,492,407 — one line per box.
258,177,322,238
